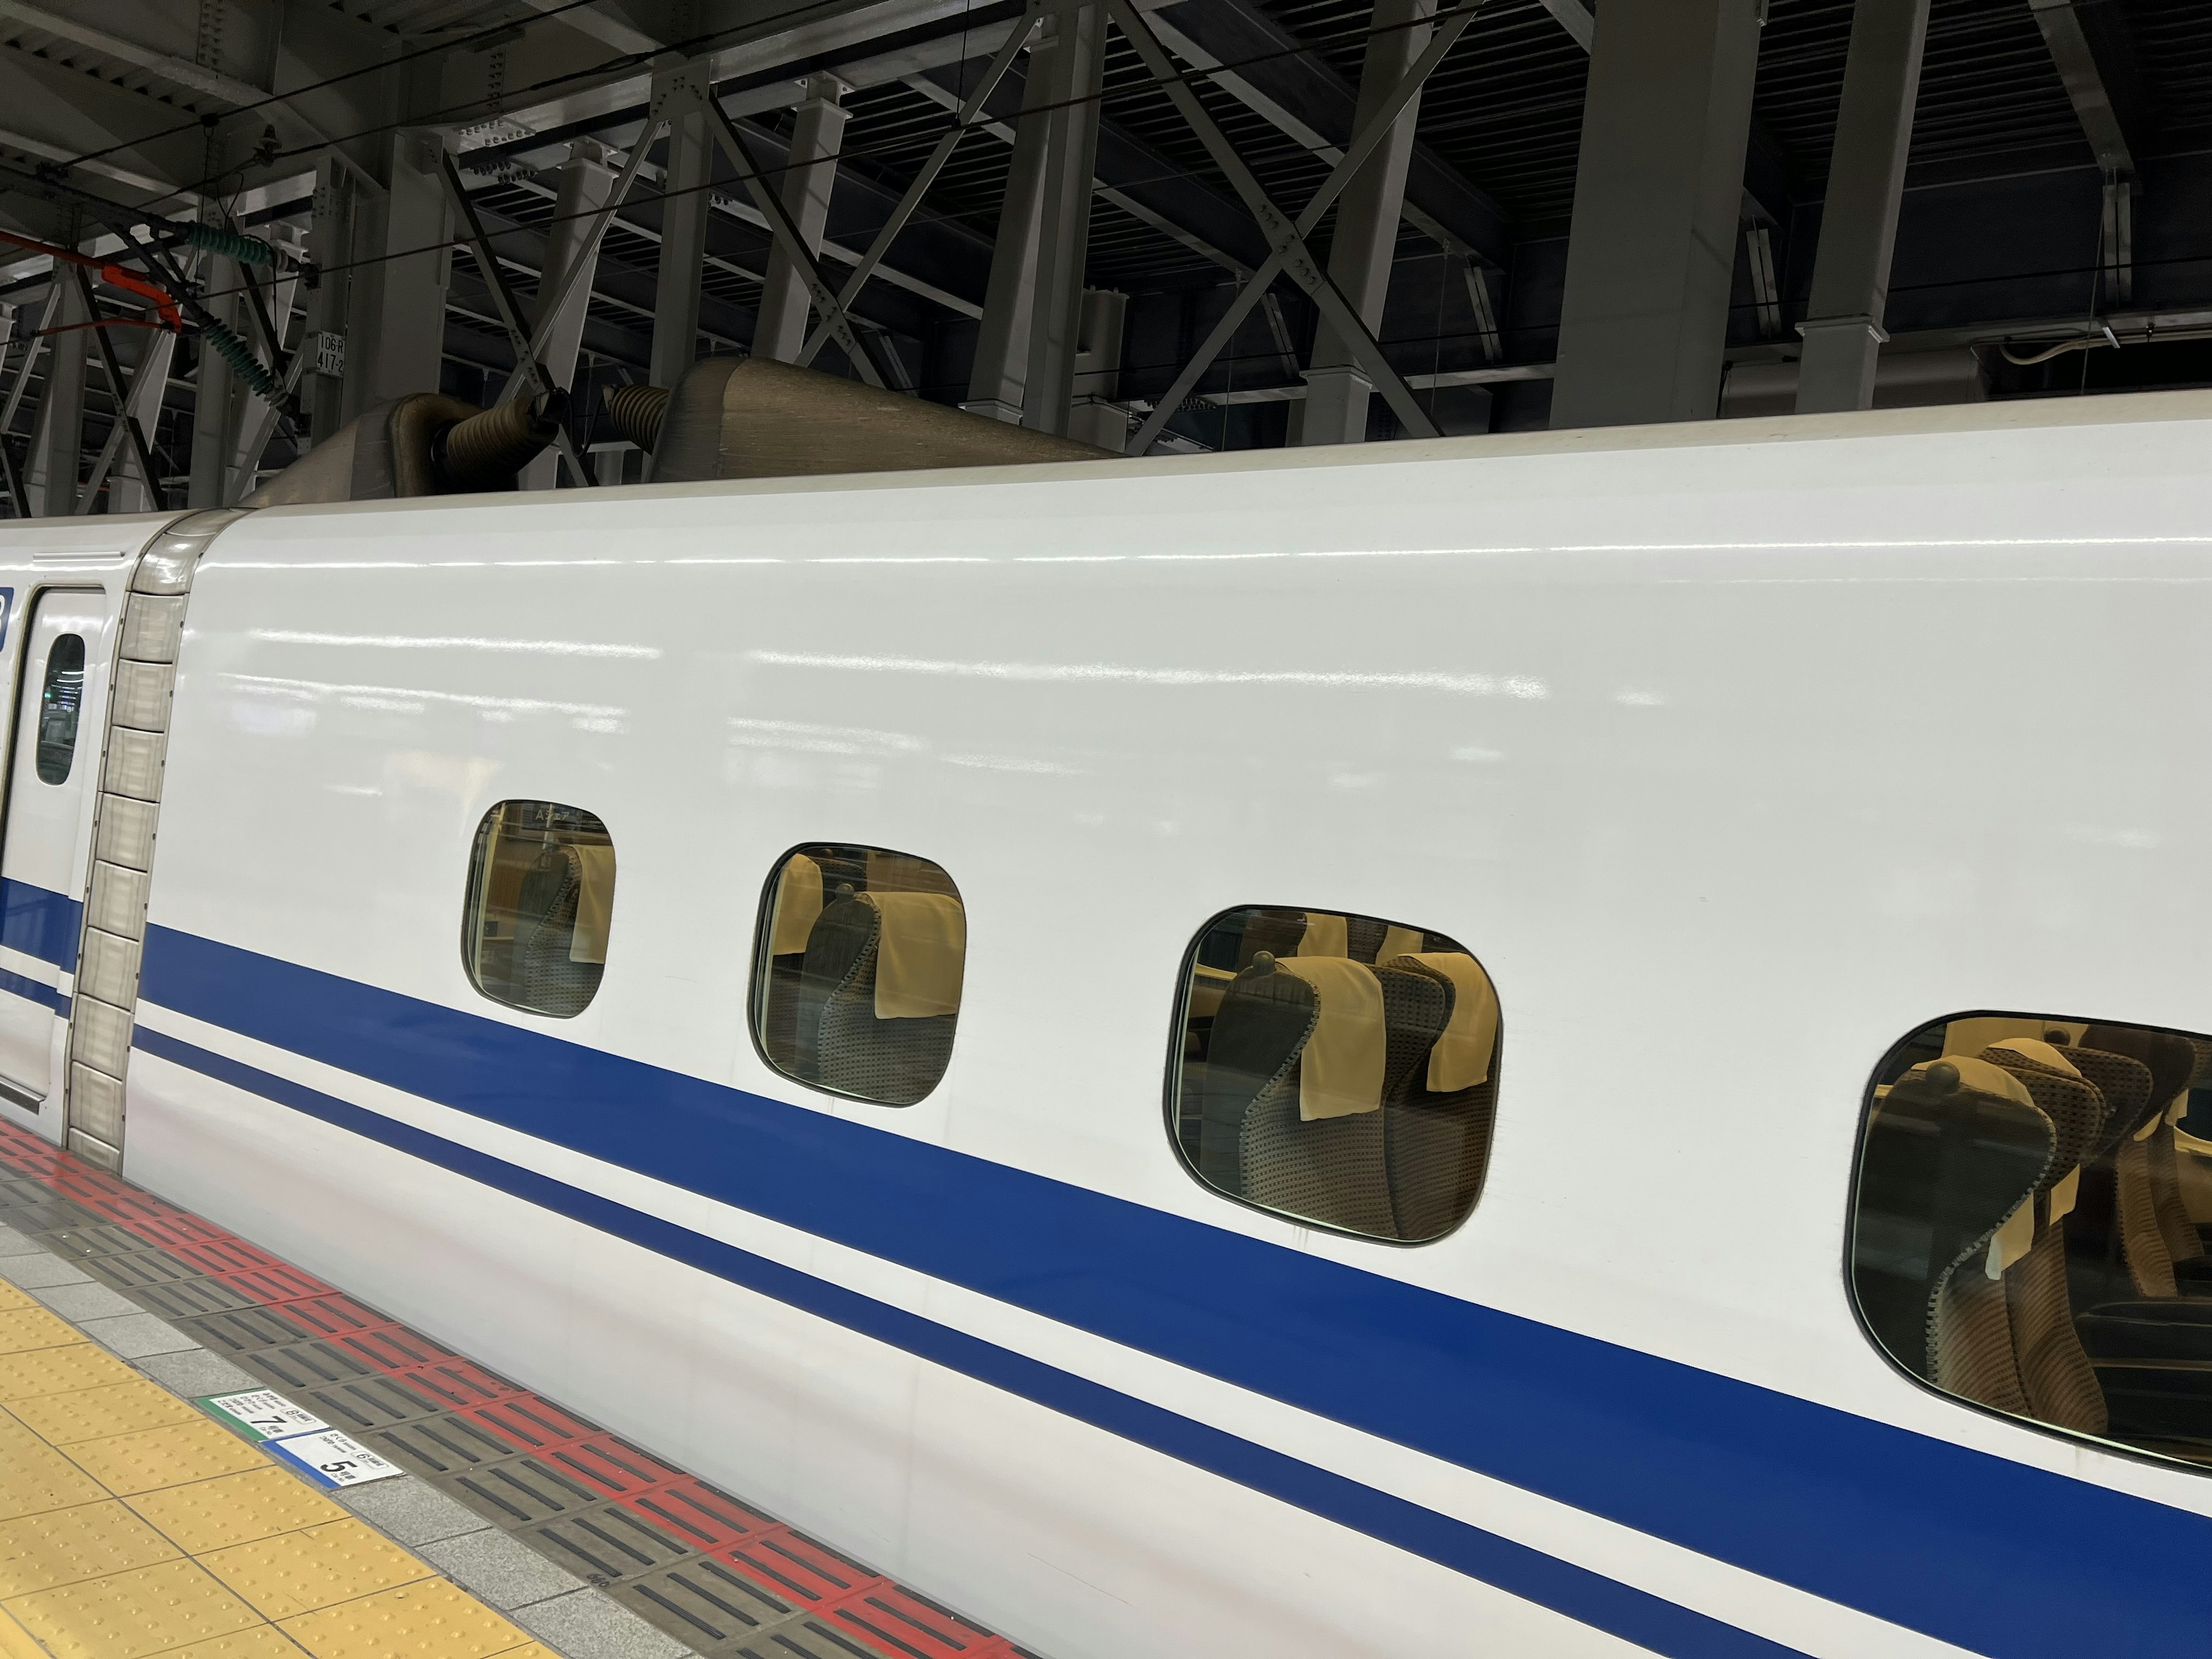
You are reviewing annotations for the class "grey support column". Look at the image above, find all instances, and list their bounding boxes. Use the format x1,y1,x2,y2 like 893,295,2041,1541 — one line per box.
187,254,240,508
355,129,453,411
1021,1,1105,437
30,268,89,517
1301,0,1435,447
1794,0,1929,414
307,155,357,443
520,140,618,490
650,62,714,396
1550,0,1764,429
1067,287,1128,450
965,37,1055,423
753,75,849,363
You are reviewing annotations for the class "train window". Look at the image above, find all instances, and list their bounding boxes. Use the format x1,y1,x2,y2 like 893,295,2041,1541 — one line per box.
1850,1015,2212,1465
751,844,965,1107
461,801,615,1018
1168,908,1500,1242
34,633,84,785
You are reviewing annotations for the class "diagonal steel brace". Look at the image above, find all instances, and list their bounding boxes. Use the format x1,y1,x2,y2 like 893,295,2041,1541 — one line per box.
694,86,898,389
441,153,592,487
796,3,1045,369
1115,0,1487,453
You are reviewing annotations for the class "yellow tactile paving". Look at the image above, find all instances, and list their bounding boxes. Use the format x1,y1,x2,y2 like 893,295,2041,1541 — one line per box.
0,1342,138,1402
160,1631,312,1658
128,1468,349,1556
13,1378,202,1445
278,1579,532,1659
4,1557,262,1658
0,1415,107,1520
0,1272,562,1659
0,1305,84,1354
65,1418,273,1496
0,1499,179,1595
203,1519,430,1622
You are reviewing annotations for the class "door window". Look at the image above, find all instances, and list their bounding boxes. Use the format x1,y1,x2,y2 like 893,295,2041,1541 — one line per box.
34,634,84,785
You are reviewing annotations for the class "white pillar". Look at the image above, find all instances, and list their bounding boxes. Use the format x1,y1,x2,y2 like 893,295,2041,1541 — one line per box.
650,62,714,395
307,156,355,443
188,252,241,508
354,128,453,411
28,268,88,517
521,139,618,489
1067,287,1128,450
964,43,1055,422
1020,1,1104,437
754,75,849,363
1300,0,1434,447
1794,0,1930,414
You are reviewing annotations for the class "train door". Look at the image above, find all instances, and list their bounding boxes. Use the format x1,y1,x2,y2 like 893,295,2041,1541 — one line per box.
0,592,108,1119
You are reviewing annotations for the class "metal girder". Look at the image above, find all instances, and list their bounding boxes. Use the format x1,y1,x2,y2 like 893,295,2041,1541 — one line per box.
440,153,593,483
796,9,1041,368
908,58,1268,273
0,52,210,200
1142,0,1508,266
2028,0,2153,178
1119,0,1490,452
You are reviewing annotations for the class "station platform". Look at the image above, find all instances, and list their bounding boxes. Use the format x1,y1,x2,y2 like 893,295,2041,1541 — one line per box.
0,1122,1033,1659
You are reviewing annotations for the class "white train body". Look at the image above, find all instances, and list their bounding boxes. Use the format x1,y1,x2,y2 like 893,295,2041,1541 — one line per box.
1,392,2207,1657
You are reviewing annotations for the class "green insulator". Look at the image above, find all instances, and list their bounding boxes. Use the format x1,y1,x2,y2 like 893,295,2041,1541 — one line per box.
183,223,276,268
202,318,280,400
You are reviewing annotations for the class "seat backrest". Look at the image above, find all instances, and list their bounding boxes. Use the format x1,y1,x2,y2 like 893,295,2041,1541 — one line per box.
1379,952,1500,1241
514,844,599,1018
1854,1057,2054,1409
798,894,960,1105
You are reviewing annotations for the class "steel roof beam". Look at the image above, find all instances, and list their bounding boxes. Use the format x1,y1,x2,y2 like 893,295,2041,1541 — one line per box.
2027,0,2152,177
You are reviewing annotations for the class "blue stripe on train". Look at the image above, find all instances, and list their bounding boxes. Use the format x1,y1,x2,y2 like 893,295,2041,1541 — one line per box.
134,1024,1801,1659
1,878,78,972
137,923,2212,1659
0,965,66,1014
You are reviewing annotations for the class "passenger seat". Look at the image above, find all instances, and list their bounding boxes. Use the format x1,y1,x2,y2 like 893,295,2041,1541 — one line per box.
797,891,965,1106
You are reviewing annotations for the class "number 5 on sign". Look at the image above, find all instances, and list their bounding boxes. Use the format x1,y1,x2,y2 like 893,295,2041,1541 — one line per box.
267,1428,403,1488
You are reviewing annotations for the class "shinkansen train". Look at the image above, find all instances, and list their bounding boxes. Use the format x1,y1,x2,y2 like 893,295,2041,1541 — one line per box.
3,381,2212,1658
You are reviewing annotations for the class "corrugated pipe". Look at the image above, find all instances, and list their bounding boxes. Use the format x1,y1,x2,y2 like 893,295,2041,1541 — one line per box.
603,382,670,454
436,389,568,492
181,224,278,268
201,317,280,400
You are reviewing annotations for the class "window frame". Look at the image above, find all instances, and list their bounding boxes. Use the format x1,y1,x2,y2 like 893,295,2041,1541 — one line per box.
745,839,968,1109
1160,902,1501,1249
33,630,85,786
1842,1004,2212,1475
457,798,616,1021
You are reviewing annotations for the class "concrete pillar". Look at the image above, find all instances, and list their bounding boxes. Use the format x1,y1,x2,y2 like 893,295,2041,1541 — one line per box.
964,41,1054,422
1021,2,1105,437
110,328,179,514
520,140,618,490
188,254,241,508
1301,0,1435,446
1550,0,1764,429
353,128,453,412
1794,0,1930,414
28,270,88,517
307,155,355,444
753,75,849,363
650,62,714,395
1067,287,1128,450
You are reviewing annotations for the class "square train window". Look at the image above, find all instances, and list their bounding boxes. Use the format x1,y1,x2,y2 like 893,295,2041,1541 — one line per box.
461,801,615,1018
752,845,965,1107
1850,1015,2212,1464
1169,907,1500,1243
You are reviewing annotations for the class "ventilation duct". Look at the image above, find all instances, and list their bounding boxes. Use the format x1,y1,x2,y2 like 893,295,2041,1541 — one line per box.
637,357,1109,482
243,391,566,506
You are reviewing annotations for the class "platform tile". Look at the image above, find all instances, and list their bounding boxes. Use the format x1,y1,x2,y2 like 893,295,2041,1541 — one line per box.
0,1415,107,1519
422,1525,588,1611
0,1342,138,1402
12,1378,202,1444
80,1312,200,1361
4,1556,262,1658
515,1587,694,1659
0,1499,179,1595
0,1282,35,1313
128,1467,351,1555
277,1577,533,1658
160,1631,313,1657
132,1349,263,1400
203,1518,431,1621
0,1252,92,1290
32,1283,146,1323
336,1475,490,1547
